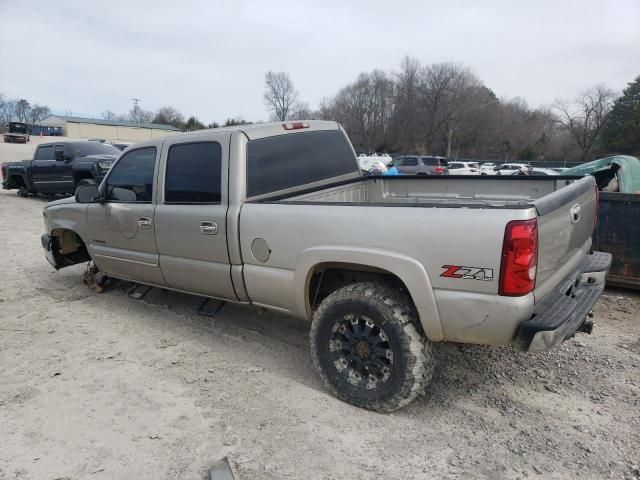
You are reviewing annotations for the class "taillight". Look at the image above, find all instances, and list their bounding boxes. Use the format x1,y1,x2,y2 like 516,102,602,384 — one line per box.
434,166,445,174
499,219,538,296
282,121,309,130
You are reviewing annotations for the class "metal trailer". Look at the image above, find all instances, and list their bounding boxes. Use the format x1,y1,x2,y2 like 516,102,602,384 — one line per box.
593,192,640,289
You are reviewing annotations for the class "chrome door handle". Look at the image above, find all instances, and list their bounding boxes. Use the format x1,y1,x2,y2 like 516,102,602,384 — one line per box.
138,217,152,228
200,221,218,235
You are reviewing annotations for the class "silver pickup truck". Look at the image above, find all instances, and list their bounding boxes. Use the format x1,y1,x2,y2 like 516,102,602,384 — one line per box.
41,120,611,411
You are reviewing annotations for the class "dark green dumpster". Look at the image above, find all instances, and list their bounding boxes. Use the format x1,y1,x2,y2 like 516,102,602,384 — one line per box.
593,192,640,289
562,156,640,289
561,155,640,193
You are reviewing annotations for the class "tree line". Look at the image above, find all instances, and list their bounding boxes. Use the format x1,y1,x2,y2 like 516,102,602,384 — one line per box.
264,62,640,162
3,65,638,162
101,101,251,132
0,95,51,130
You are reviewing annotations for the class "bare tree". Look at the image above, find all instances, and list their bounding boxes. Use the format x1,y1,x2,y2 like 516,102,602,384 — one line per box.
0,94,18,129
15,99,30,123
153,106,185,129
28,104,51,125
289,101,314,120
101,110,118,120
391,56,421,151
553,84,616,160
263,71,299,121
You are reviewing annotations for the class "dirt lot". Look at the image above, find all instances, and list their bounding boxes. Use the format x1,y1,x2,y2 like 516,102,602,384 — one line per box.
0,141,639,480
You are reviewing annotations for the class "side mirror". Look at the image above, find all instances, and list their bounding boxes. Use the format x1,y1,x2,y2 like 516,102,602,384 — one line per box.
75,184,101,203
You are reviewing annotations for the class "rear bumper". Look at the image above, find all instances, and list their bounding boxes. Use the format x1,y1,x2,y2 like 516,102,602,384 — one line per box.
514,251,612,352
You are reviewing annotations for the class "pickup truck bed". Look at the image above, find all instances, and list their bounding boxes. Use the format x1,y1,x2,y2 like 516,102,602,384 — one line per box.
241,174,598,346
40,120,610,411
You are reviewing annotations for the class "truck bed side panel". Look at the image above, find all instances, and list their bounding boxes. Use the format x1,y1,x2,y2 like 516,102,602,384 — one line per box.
239,202,532,342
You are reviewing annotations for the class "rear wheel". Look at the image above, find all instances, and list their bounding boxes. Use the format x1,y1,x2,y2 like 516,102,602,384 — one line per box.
310,282,435,412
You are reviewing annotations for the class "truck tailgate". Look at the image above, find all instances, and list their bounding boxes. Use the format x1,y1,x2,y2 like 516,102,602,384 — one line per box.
533,176,597,300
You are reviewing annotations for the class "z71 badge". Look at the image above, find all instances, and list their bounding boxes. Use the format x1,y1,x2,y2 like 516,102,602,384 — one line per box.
440,265,494,281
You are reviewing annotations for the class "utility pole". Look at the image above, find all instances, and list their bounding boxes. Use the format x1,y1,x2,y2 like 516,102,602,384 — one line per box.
131,98,141,122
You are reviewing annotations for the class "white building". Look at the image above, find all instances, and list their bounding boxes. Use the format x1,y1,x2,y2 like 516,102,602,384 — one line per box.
41,115,179,142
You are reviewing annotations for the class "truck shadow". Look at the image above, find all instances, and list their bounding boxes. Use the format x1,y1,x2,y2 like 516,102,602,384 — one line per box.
54,270,615,417
105,279,596,410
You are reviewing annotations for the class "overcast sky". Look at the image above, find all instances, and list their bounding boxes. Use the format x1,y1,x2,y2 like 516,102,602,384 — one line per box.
1,0,638,123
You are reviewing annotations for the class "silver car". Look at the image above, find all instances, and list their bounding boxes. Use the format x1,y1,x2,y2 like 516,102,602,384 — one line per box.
391,155,449,175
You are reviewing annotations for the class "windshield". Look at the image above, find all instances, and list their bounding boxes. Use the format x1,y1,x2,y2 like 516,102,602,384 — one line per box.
71,142,120,157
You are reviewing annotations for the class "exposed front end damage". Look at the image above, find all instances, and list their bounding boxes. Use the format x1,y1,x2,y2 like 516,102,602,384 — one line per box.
41,230,90,269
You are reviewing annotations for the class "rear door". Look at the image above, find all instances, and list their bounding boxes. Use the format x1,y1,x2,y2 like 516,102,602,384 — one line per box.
154,134,237,300
86,145,165,286
395,156,419,174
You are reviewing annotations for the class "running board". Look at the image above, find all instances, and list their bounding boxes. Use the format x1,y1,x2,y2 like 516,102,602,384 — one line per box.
197,298,226,317
127,284,153,300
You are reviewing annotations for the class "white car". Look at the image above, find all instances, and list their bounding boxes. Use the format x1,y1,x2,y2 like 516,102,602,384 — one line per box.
357,154,393,172
480,162,496,174
529,167,558,176
492,163,533,176
448,161,480,175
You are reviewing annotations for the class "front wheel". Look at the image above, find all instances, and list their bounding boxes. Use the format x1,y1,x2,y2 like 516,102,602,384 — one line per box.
310,282,435,412
18,186,29,197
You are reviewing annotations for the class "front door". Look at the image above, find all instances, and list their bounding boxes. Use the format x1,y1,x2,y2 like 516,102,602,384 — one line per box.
31,144,58,191
86,145,166,286
153,135,237,300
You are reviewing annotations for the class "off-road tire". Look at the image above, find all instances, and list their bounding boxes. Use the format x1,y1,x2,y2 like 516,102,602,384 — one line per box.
18,186,29,197
76,178,97,188
310,281,435,412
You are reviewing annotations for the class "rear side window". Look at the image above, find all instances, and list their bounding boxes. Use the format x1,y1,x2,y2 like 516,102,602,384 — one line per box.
246,130,357,197
165,142,222,203
106,147,157,202
422,157,448,166
36,146,53,160
402,157,418,166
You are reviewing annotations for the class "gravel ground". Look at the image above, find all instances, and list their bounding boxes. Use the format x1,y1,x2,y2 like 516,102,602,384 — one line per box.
0,141,639,479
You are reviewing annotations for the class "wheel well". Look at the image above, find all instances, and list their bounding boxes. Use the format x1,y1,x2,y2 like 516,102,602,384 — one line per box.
50,228,90,267
307,262,413,314
7,174,25,188
73,171,93,184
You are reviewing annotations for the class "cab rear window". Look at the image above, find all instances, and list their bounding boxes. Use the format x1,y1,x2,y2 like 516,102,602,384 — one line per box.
246,130,357,197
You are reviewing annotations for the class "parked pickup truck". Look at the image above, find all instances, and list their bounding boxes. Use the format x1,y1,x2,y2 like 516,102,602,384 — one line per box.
40,120,611,411
2,122,30,143
1,141,120,197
